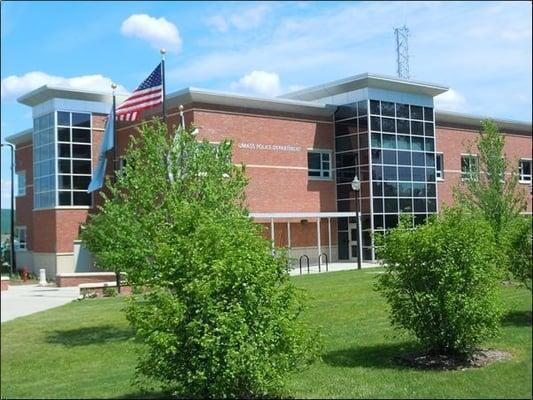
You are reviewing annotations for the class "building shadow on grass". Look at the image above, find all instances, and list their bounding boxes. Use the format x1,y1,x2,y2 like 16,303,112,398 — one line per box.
115,390,171,399
501,310,532,327
323,341,420,370
46,325,135,347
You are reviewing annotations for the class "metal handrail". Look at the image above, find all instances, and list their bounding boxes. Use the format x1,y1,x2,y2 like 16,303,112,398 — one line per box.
318,252,329,272
299,255,310,275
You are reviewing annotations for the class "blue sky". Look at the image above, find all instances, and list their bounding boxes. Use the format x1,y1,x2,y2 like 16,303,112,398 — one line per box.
1,1,532,207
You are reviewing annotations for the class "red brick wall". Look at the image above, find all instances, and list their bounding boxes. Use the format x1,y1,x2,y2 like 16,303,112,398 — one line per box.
56,273,123,287
436,124,532,212
15,143,34,250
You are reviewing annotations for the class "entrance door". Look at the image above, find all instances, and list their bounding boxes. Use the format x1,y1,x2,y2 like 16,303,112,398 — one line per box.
348,222,359,260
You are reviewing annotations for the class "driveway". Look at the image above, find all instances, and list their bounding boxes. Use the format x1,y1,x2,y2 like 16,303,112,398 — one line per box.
1,284,80,323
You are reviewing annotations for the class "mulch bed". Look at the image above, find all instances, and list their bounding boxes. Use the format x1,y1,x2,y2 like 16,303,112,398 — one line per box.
394,348,512,370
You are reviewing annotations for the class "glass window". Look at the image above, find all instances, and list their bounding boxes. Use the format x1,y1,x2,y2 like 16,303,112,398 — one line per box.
398,166,411,181
73,191,91,206
382,150,396,165
519,159,532,182
425,138,434,152
424,107,434,121
412,152,425,166
382,118,395,133
370,100,380,115
424,123,434,137
57,111,70,126
384,182,398,196
412,136,424,151
384,198,398,213
411,121,424,136
397,119,409,134
336,152,358,169
336,135,358,152
413,167,426,181
371,133,381,148
371,116,381,131
398,151,411,166
59,159,71,174
436,153,444,180
16,172,26,197
336,104,357,120
381,101,395,117
399,182,412,196
413,182,426,197
427,183,436,197
400,198,412,212
72,113,91,128
372,149,382,164
308,151,331,179
397,135,410,150
425,153,435,167
373,182,383,196
461,155,479,180
374,214,384,229
410,105,423,120
15,226,27,250
72,144,91,159
373,198,383,213
59,191,71,205
396,103,409,119
59,144,70,158
372,165,383,180
385,214,398,229
426,168,436,182
383,166,397,181
72,128,91,143
358,100,368,116
358,116,368,132
427,199,437,212
72,160,91,175
414,199,426,212
58,127,70,142
58,175,71,189
382,134,396,149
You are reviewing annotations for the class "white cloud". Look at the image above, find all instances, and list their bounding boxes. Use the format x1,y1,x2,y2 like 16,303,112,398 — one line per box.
434,89,468,112
206,5,270,32
230,71,282,97
121,14,182,52
1,72,127,101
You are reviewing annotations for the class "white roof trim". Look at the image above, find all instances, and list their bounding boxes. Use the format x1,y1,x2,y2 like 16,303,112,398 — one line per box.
18,85,130,107
436,110,532,134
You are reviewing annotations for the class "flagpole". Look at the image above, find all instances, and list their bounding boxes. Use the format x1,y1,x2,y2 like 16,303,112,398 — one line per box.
111,83,118,176
160,48,167,126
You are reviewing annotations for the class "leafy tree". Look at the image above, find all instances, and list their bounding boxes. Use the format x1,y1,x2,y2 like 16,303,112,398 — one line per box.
81,120,320,398
375,208,503,356
502,216,532,290
454,120,527,244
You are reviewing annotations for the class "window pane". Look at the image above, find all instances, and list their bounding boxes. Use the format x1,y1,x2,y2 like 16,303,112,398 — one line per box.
372,149,382,164
398,166,411,181
72,113,91,128
383,166,397,181
382,134,396,149
373,198,383,212
308,152,321,169
371,133,381,147
383,150,396,165
59,191,71,205
337,167,356,183
426,168,436,181
373,182,383,196
58,175,71,189
57,111,70,126
58,127,70,142
73,175,91,190
374,214,384,229
424,123,434,137
424,107,434,121
59,159,71,174
413,182,426,197
382,117,395,133
385,214,398,228
72,160,91,174
411,121,424,136
397,119,409,134
399,182,412,196
413,167,426,181
384,182,398,196
425,153,435,167
414,199,426,212
427,199,437,212
73,191,91,205
412,152,425,166
412,136,424,151
425,138,434,151
397,135,410,150
410,105,423,120
58,144,70,158
384,198,398,213
396,103,409,119
371,116,381,131
358,116,368,132
370,100,380,115
398,151,411,166
372,166,383,180
381,101,395,117
336,135,357,152
72,144,91,159
336,152,357,168
427,183,436,197
400,198,412,212
358,100,368,116
72,128,91,143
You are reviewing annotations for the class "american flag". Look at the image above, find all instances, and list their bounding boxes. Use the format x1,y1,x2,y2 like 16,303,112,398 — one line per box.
116,63,163,122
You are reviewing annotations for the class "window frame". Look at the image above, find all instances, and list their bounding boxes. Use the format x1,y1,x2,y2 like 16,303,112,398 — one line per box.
461,153,479,181
519,158,532,184
307,149,333,180
15,226,27,251
435,153,444,181
16,171,26,197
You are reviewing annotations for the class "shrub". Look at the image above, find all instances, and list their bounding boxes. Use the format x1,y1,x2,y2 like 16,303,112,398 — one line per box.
375,208,503,355
503,216,532,290
82,121,319,398
102,287,118,297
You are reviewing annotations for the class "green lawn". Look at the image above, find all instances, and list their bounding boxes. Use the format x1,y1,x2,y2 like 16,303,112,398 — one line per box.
1,269,531,399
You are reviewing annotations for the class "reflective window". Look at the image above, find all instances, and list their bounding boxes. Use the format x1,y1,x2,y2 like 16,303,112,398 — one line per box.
436,153,444,180
308,151,331,179
370,100,380,115
519,159,532,182
461,154,479,180
410,105,423,120
396,103,409,119
381,101,395,117
16,172,26,197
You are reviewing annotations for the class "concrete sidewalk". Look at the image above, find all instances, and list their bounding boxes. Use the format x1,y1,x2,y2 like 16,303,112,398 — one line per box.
1,284,80,323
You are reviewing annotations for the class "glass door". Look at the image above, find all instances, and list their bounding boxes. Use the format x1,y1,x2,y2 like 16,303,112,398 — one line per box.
348,222,359,260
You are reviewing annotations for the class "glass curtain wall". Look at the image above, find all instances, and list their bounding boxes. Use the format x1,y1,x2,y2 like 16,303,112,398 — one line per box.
33,113,56,209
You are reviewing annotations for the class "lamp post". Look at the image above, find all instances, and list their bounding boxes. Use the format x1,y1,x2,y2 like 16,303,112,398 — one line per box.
1,142,16,274
351,176,362,270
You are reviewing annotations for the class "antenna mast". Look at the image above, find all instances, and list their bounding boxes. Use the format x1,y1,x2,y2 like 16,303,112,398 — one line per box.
394,25,410,79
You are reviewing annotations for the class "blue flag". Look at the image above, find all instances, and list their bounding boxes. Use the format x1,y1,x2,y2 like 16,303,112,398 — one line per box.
87,107,114,193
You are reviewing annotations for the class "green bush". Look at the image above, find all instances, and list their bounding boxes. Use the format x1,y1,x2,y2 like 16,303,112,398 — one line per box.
82,121,319,398
503,216,532,290
375,208,503,355
102,287,118,297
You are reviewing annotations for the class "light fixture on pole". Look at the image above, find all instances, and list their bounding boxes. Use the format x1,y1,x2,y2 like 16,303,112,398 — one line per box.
351,175,362,270
1,142,16,274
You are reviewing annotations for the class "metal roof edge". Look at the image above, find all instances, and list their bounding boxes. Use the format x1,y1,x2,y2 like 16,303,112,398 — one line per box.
435,110,532,134
5,129,33,145
17,85,130,107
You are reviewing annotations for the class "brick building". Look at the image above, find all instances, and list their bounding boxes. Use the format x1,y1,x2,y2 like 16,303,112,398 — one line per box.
6,73,532,279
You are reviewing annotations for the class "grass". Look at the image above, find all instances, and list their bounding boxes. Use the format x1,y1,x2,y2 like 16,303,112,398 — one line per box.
1,269,531,399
